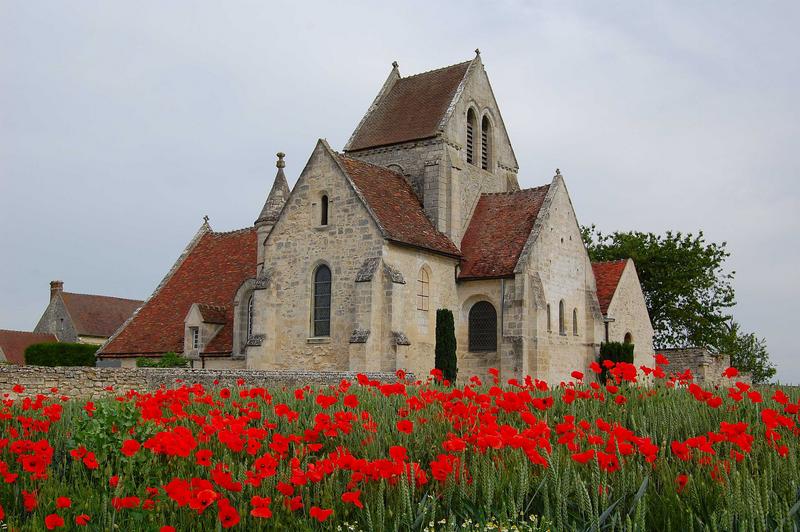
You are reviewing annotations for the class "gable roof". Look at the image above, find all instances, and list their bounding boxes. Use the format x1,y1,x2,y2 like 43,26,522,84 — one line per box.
459,186,550,279
336,154,461,257
100,228,256,356
346,61,471,151
591,260,628,315
59,292,143,338
197,304,227,325
0,330,58,365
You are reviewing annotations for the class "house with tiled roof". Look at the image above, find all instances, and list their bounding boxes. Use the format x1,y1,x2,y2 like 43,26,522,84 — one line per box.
99,51,653,382
33,281,142,345
0,330,58,365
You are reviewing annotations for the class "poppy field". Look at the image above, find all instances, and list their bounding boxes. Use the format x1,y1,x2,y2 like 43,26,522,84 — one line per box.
0,357,799,531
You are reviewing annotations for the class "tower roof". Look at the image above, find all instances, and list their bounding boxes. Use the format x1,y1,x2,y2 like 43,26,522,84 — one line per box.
255,152,291,226
345,60,473,151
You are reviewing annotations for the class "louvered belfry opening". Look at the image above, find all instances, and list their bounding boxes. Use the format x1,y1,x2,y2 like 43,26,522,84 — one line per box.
481,115,491,170
469,301,497,352
313,265,331,337
466,109,476,164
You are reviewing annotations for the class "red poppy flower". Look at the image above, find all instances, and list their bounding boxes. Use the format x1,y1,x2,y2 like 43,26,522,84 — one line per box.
75,514,90,526
341,490,364,508
571,449,595,464
217,499,240,528
160,527,176,532
23,490,37,512
45,514,65,529
396,420,414,434
310,506,334,522
12,384,25,394
250,495,272,518
722,367,738,378
121,439,140,457
285,495,303,512
676,474,689,493
571,371,584,381
56,497,71,508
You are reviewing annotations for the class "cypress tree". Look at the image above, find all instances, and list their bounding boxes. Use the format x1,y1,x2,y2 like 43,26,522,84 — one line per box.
435,308,458,383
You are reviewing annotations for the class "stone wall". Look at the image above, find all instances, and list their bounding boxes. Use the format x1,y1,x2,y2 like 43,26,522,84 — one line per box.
0,366,404,399
660,347,752,386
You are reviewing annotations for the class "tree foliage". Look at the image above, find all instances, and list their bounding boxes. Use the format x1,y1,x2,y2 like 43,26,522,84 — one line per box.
136,352,189,368
435,309,457,382
582,226,735,350
24,342,97,366
716,321,775,384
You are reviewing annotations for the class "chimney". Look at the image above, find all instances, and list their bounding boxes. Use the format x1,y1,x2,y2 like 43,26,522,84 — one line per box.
50,280,63,301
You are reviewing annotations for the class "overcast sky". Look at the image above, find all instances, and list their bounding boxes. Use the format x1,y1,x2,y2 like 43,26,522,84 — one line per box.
1,1,798,381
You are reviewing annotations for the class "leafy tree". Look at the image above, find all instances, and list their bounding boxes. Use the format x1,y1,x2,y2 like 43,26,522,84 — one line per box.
582,226,735,350
435,309,457,383
716,321,775,384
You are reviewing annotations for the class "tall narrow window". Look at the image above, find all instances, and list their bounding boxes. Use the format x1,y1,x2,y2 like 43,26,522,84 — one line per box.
481,115,492,170
320,195,329,226
313,265,332,337
247,294,254,338
559,300,566,335
469,301,497,352
573,308,578,336
624,332,633,344
547,304,551,332
417,268,429,311
466,109,476,165
191,327,200,350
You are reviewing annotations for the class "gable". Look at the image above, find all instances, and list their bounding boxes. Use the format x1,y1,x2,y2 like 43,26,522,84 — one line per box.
100,227,256,356
459,186,549,279
60,292,143,338
592,260,628,316
345,61,471,151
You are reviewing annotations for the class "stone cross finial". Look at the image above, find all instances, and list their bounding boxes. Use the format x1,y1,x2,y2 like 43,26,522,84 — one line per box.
392,61,399,69
276,152,285,169
203,215,209,223
555,168,561,176
475,48,481,56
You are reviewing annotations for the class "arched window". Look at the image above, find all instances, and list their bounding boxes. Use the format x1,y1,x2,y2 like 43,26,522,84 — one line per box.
624,332,633,344
466,109,477,165
313,265,332,337
481,115,492,170
320,195,329,226
417,268,429,311
547,304,551,332
247,294,254,338
469,301,497,352
572,308,578,336
558,300,566,335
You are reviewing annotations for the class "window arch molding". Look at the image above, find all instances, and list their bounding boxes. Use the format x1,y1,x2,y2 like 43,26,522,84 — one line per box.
468,300,498,352
314,190,331,227
311,261,333,338
233,278,258,355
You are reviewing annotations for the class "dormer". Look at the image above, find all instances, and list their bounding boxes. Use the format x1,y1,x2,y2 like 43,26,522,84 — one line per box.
183,303,227,358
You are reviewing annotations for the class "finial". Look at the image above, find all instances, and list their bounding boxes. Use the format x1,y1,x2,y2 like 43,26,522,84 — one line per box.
555,168,561,176
276,152,285,169
475,48,481,56
391,61,398,69
203,215,209,224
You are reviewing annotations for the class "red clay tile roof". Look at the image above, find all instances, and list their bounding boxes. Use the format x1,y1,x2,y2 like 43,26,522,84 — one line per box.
197,304,228,325
60,292,142,338
100,228,256,356
592,260,628,315
337,155,461,257
346,61,471,151
459,186,550,279
0,330,58,365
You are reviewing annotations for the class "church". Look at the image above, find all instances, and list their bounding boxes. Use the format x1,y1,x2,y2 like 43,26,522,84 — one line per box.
98,52,654,384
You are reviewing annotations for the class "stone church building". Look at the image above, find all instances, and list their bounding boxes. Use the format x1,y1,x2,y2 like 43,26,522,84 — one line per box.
99,53,654,383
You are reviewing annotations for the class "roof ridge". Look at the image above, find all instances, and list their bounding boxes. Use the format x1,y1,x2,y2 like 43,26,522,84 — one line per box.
480,185,550,196
210,227,255,236
592,258,628,265
400,60,471,81
62,291,143,303
337,153,406,179
0,329,56,335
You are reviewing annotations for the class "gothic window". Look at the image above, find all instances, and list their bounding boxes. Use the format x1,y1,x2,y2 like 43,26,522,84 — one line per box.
417,268,429,311
624,332,633,344
247,294,254,338
313,265,332,337
469,301,497,352
320,195,329,226
573,308,578,336
559,300,566,335
466,109,477,165
547,304,551,332
481,115,492,170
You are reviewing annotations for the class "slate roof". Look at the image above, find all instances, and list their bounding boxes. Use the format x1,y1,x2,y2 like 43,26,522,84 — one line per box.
591,260,628,315
337,154,461,257
100,228,256,356
0,330,58,365
346,61,471,151
459,186,550,279
60,292,143,338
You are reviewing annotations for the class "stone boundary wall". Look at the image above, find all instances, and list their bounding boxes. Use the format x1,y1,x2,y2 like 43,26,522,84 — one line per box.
0,366,407,399
660,347,752,386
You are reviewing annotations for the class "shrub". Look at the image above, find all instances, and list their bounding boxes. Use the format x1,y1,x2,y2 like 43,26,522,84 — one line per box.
24,342,97,367
435,308,457,382
599,341,634,383
136,351,189,368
